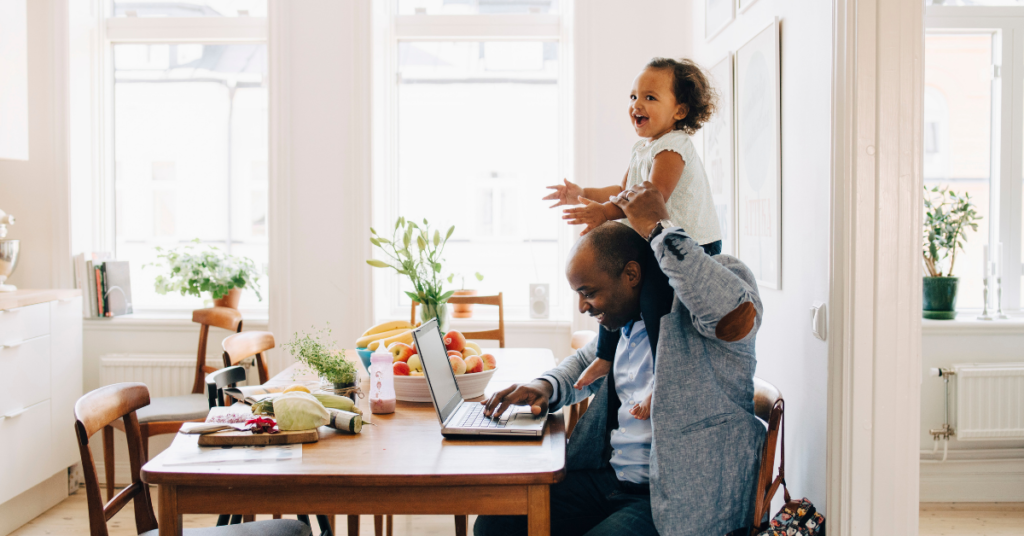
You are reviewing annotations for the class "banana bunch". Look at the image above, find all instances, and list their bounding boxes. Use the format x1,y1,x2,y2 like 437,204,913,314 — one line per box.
356,320,414,351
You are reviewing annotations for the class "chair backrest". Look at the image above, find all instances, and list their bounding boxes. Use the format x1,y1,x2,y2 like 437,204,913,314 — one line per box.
206,365,248,408
751,377,785,534
190,307,244,395
74,383,158,536
222,331,274,384
411,293,505,348
570,330,597,351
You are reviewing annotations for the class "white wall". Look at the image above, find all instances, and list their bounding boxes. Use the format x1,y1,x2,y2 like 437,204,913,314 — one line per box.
688,0,832,509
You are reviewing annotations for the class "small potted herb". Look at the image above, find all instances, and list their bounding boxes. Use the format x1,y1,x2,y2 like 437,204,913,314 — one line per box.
448,272,484,319
283,324,357,399
147,240,262,309
922,186,981,319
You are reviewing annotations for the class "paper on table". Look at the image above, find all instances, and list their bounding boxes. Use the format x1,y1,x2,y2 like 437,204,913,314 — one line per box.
163,428,302,466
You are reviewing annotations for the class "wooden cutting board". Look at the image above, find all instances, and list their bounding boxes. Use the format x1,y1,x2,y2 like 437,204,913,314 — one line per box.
198,428,319,446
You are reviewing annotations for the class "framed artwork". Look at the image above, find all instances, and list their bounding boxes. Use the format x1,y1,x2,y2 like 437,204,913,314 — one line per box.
738,0,761,13
703,53,735,255
735,18,781,289
705,0,734,41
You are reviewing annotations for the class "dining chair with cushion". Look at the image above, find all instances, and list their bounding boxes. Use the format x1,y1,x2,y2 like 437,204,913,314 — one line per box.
750,377,785,534
74,382,311,536
102,306,243,501
222,331,275,385
411,293,505,347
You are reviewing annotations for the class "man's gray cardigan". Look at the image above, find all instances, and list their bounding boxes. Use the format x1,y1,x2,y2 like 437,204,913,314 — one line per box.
542,228,765,536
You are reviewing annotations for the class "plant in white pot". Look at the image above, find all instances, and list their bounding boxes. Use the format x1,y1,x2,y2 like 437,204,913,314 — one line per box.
448,271,484,319
922,186,981,320
147,240,262,309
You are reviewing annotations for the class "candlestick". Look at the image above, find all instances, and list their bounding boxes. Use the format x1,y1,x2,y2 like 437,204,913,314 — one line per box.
979,244,993,320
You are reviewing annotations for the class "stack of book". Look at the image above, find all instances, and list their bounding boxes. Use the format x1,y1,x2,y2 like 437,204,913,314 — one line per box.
73,253,134,318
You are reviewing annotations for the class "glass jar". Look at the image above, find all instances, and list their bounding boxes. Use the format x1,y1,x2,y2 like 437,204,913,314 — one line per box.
368,349,396,414
419,300,450,332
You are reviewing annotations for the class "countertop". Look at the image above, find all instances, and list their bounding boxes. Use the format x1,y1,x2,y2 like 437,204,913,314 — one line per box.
0,289,81,311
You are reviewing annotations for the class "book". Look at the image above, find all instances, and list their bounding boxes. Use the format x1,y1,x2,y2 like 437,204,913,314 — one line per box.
101,261,133,316
77,253,113,318
223,384,288,405
94,266,104,316
73,254,89,317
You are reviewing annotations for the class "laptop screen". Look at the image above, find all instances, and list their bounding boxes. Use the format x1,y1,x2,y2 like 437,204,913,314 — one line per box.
412,318,462,423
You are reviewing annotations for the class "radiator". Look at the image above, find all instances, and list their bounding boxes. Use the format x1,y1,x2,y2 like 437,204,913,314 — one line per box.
99,354,254,398
954,363,1024,441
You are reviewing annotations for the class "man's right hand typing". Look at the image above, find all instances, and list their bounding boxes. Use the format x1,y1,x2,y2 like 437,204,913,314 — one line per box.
481,380,553,418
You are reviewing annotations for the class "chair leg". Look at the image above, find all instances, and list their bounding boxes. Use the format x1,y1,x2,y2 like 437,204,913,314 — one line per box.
455,515,468,536
242,515,255,522
102,425,115,501
273,514,282,519
374,515,383,536
387,515,393,536
347,515,360,536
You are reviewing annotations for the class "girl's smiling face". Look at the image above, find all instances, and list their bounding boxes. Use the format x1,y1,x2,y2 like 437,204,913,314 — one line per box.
629,67,689,140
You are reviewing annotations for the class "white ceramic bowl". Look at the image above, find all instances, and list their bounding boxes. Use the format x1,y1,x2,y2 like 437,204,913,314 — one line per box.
393,367,497,402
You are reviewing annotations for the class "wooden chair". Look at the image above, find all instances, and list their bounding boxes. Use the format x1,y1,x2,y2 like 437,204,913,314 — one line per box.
565,330,597,438
751,377,785,534
74,382,311,536
102,306,243,501
411,293,505,347
222,331,274,385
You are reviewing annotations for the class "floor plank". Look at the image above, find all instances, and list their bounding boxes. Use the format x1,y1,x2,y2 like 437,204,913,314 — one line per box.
920,503,1024,536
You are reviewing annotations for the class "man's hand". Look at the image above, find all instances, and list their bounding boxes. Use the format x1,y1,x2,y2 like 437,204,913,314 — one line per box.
481,380,553,418
610,181,671,239
542,178,585,209
562,197,609,236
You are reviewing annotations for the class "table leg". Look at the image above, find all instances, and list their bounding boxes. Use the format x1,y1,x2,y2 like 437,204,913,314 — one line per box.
347,514,359,536
527,485,550,536
158,485,183,536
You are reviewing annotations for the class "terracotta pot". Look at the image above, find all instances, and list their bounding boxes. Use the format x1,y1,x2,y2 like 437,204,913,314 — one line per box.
213,288,242,309
451,289,478,318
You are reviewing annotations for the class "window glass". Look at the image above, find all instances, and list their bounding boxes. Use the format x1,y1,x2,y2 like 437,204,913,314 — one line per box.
924,33,993,308
114,43,268,311
394,41,562,315
397,0,558,15
112,0,267,17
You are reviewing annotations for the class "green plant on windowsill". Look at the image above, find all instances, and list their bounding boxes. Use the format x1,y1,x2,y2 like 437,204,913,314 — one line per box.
146,239,263,304
922,186,981,319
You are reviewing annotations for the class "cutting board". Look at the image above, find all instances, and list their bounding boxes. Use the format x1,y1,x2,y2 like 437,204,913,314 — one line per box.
198,428,319,446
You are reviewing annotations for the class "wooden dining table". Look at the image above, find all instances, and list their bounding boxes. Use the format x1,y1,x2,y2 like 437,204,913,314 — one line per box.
141,348,567,536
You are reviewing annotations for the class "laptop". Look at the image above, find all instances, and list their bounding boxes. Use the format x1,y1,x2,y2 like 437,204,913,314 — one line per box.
412,318,548,437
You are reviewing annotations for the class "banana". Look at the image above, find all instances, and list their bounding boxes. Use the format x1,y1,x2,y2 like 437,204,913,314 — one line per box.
355,327,410,349
361,320,412,338
368,329,413,351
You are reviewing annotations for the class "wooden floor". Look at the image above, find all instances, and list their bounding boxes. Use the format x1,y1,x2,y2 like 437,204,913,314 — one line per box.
10,489,1023,535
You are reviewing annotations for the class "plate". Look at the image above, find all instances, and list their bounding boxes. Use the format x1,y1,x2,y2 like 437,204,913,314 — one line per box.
393,367,497,402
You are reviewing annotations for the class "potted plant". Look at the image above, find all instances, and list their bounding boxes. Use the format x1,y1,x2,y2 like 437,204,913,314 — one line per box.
922,186,981,319
283,324,358,399
148,240,262,309
448,272,484,319
367,217,457,331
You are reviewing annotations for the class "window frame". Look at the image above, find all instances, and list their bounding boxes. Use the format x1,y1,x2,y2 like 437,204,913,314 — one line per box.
99,4,270,316
370,1,575,323
926,6,1023,313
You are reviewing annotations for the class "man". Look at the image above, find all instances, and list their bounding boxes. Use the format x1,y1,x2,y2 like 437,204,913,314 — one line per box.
475,182,765,536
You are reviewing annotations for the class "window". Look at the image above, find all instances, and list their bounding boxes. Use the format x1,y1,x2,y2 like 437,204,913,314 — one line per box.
372,1,572,320
105,2,269,313
926,6,1024,313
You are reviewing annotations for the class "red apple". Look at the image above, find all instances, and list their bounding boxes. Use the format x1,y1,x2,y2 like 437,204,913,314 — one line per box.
443,330,466,352
389,342,415,363
463,355,483,374
480,353,497,371
392,361,411,376
449,355,466,375
410,342,418,356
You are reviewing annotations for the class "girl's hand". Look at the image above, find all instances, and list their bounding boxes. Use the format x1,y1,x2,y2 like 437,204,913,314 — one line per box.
563,197,609,236
543,178,585,208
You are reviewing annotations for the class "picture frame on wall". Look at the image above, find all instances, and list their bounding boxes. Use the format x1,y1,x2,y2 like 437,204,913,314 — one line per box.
705,0,734,41
735,18,781,290
703,53,735,255
738,0,761,14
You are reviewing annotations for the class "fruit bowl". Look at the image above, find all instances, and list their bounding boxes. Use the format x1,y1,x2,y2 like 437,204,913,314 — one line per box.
355,348,373,371
393,367,498,403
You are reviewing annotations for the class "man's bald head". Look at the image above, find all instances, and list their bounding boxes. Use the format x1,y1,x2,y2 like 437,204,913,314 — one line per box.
570,222,650,278
566,222,649,331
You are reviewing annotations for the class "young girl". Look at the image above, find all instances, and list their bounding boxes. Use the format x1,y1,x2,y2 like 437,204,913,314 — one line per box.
543,57,722,420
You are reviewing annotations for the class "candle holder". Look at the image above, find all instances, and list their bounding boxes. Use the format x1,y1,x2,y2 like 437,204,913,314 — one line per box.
996,275,1009,319
978,277,993,321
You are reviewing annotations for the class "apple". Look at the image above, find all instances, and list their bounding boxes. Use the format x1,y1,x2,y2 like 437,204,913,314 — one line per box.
461,345,480,358
480,353,497,371
443,330,466,352
447,350,463,359
410,370,424,376
389,342,415,363
449,355,467,375
393,361,411,376
408,354,423,372
464,341,482,355
410,342,418,356
463,355,483,374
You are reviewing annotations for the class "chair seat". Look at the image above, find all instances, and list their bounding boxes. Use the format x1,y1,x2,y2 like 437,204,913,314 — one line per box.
141,519,311,536
136,393,210,423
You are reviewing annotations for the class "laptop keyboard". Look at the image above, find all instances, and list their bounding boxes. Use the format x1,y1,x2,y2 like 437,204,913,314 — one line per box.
457,404,514,428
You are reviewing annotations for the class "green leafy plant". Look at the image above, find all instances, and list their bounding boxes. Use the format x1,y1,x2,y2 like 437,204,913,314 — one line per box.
923,186,982,278
146,240,263,301
448,271,484,290
283,324,356,385
367,217,457,308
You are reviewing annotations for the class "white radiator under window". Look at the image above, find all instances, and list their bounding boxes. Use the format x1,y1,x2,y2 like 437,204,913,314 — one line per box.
100,354,254,398
955,363,1024,441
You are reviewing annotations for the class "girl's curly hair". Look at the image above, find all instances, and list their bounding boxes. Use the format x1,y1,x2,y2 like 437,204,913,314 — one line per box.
646,57,718,135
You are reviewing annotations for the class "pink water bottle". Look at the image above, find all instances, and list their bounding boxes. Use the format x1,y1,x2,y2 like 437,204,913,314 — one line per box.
368,350,396,414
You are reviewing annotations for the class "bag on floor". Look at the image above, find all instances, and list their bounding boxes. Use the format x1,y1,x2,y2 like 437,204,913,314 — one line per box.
753,406,826,536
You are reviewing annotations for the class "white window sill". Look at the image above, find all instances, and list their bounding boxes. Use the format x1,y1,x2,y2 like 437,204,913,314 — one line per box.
83,310,269,332
923,311,1024,335
376,315,571,332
